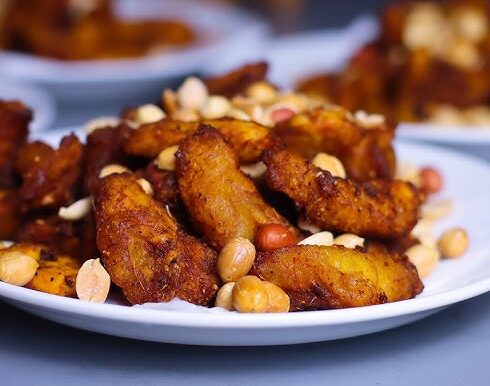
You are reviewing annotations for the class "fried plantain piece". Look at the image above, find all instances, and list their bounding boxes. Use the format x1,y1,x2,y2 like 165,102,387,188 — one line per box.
0,189,21,240
204,62,269,98
252,244,423,310
0,100,31,188
124,118,279,164
15,141,53,175
175,125,298,250
20,134,84,211
95,173,219,305
263,148,420,239
17,216,81,259
0,243,80,297
84,124,131,195
273,107,396,181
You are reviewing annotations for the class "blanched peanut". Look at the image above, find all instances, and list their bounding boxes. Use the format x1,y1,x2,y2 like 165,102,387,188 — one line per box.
217,237,256,283
255,224,296,251
137,178,154,196
240,161,267,179
263,281,290,312
312,153,346,178
171,109,200,122
420,199,453,220
58,197,92,221
297,217,321,234
76,258,111,303
0,251,39,286
155,145,179,171
199,96,231,119
84,116,120,135
245,81,277,104
411,218,436,247
214,282,235,311
396,162,421,187
134,104,166,124
420,167,443,194
226,107,251,121
406,244,440,278
333,233,365,249
177,76,209,111
298,231,334,246
437,227,469,259
354,110,386,128
99,164,129,178
232,275,268,313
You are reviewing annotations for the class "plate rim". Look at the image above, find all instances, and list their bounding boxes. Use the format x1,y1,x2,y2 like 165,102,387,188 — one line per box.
2,138,490,330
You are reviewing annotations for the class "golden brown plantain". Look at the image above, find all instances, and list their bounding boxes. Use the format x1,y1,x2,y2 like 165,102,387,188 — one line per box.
263,148,420,239
1,243,80,297
20,134,84,211
124,118,280,164
0,189,20,240
94,173,219,305
273,107,396,181
252,244,423,310
175,125,298,250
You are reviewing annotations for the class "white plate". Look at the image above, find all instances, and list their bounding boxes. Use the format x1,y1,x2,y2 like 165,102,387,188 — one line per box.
265,15,490,145
3,129,490,346
0,0,268,103
0,80,56,131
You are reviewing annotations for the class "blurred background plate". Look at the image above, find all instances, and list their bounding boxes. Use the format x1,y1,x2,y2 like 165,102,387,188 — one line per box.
0,0,268,105
397,123,490,145
0,80,56,132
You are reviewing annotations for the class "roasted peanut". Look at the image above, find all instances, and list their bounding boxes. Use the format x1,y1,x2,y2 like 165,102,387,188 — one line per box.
177,76,209,110
420,199,453,220
297,216,321,234
162,88,178,114
240,162,267,179
312,153,346,178
354,110,385,128
84,116,120,135
76,258,111,303
255,224,296,251
217,237,256,283
263,281,290,312
214,282,235,311
232,275,269,313
420,167,443,194
298,231,334,246
156,145,179,171
333,233,365,249
437,227,469,259
134,104,166,124
0,251,39,286
137,178,154,196
267,105,296,124
226,107,251,121
245,81,277,104
99,164,129,178
58,197,92,221
199,96,231,119
171,108,199,122
406,244,440,278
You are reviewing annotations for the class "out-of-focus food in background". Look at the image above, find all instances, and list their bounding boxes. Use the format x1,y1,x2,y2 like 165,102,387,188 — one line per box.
297,0,490,126
0,0,194,60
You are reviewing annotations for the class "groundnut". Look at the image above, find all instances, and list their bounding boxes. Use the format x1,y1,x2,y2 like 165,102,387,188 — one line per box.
240,162,267,179
226,107,251,121
134,104,166,124
137,178,154,196
214,282,235,311
156,145,179,171
354,110,385,129
333,233,365,249
199,96,231,119
255,224,296,251
268,106,296,124
405,244,440,278
58,197,92,221
76,258,111,303
312,153,346,178
420,199,453,220
162,88,178,114
420,167,443,194
217,237,256,283
84,116,120,135
437,227,469,259
177,76,209,110
0,251,39,286
99,164,129,178
232,275,269,313
245,81,277,104
263,281,290,313
171,109,200,122
297,217,321,234
298,231,334,246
